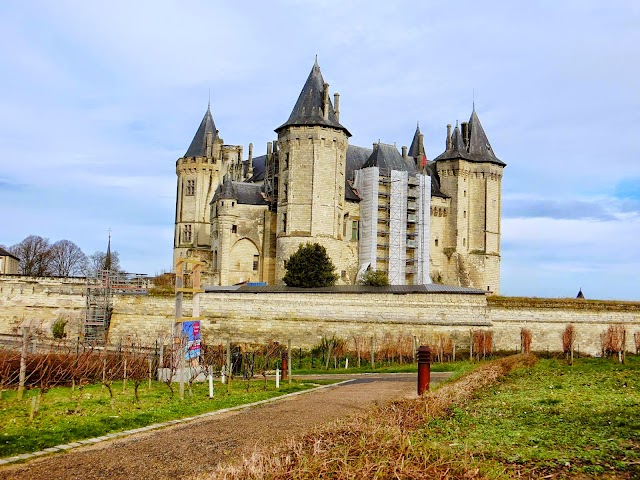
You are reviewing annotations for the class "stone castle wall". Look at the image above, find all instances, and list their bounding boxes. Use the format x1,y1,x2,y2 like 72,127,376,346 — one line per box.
1,276,639,356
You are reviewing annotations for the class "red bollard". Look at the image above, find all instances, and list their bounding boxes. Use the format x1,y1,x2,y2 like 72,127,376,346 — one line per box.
281,352,288,381
417,345,431,395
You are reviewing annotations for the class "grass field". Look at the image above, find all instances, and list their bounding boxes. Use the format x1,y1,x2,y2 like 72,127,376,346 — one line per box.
214,355,640,479
0,377,333,458
422,356,640,477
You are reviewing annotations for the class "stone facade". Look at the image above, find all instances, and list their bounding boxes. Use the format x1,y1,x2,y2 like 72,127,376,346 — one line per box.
174,61,505,290
0,248,19,275
1,276,639,356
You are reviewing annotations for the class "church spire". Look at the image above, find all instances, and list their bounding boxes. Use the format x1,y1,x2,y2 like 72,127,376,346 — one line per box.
275,60,350,136
104,230,112,271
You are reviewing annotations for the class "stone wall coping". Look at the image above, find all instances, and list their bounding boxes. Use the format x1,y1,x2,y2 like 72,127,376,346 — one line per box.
488,296,640,311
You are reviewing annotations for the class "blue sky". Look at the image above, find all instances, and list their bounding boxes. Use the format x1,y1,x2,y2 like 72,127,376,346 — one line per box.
1,1,638,300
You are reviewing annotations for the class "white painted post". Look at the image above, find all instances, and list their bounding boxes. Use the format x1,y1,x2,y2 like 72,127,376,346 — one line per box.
345,358,349,369
208,366,214,399
221,365,226,385
275,368,280,389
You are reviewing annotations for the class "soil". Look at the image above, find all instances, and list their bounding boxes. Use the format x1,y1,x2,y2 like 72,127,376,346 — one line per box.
0,373,449,480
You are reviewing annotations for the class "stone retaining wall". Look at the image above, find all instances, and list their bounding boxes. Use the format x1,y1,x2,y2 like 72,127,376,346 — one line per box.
1,276,639,356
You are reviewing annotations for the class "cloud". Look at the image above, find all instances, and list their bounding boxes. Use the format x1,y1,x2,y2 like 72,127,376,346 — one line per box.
503,194,640,221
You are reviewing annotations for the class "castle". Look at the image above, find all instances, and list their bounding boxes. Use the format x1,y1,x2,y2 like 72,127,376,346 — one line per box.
173,60,505,293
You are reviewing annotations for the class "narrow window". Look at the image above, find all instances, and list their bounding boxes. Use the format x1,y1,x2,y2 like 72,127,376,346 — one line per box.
231,225,238,234
463,210,467,219
186,179,195,196
341,270,347,279
435,239,438,247
253,255,259,271
463,238,466,246
284,153,289,170
464,190,467,197
282,213,287,232
351,220,359,241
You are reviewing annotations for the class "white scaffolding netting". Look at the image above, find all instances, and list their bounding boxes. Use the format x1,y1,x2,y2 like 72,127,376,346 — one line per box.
354,166,379,273
389,170,407,285
416,173,432,284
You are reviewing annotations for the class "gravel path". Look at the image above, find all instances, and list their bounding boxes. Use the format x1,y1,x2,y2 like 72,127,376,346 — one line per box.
0,373,449,480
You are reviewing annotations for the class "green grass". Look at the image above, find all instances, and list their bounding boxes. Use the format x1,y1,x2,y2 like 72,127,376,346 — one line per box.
0,377,330,457
419,356,640,477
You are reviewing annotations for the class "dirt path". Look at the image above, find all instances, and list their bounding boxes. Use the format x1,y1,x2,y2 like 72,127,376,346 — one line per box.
0,373,449,480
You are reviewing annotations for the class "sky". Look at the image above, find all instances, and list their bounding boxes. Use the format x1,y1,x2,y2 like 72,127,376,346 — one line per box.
0,1,638,300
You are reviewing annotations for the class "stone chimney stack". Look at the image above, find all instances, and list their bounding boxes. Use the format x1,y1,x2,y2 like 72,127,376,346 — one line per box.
333,92,340,121
401,146,407,159
446,124,452,150
461,122,469,147
205,131,213,157
247,142,254,178
267,141,273,156
323,83,330,119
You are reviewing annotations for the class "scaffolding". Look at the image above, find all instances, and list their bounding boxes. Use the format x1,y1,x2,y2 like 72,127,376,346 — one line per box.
388,170,408,285
354,166,379,275
415,173,432,284
84,271,148,344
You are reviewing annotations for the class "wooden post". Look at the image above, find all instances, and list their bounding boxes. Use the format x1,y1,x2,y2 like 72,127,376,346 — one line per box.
226,339,232,379
287,339,292,384
123,358,127,393
469,331,473,362
148,356,152,389
370,336,375,370
18,326,29,400
158,343,164,382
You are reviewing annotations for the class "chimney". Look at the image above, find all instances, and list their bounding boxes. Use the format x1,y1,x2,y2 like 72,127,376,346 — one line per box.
418,133,424,156
333,93,340,121
323,83,330,119
247,143,254,178
446,124,452,150
401,146,407,159
205,131,213,157
461,122,469,147
267,141,273,156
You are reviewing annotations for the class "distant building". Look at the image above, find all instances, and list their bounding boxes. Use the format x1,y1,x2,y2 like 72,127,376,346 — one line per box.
0,247,19,274
173,60,505,292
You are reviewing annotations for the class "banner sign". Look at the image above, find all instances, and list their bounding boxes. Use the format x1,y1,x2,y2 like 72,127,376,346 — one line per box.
182,321,201,360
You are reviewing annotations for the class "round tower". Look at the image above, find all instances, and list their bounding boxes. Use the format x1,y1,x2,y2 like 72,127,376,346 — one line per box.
174,104,223,269
273,60,352,283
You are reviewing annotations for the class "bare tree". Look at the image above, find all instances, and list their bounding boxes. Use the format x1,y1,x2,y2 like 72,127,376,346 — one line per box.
87,250,122,275
10,235,52,276
49,240,87,277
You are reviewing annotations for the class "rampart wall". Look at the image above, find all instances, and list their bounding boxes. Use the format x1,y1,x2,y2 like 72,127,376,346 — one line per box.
1,276,639,356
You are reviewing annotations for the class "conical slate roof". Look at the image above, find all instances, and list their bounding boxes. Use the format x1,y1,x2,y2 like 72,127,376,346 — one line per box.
275,60,350,136
408,124,423,158
184,105,217,157
218,175,237,200
434,109,505,166
467,109,504,165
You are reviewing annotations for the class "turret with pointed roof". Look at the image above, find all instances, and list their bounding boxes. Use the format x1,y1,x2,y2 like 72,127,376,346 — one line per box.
174,100,244,273
273,59,351,283
276,59,351,136
435,109,505,166
184,104,217,157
